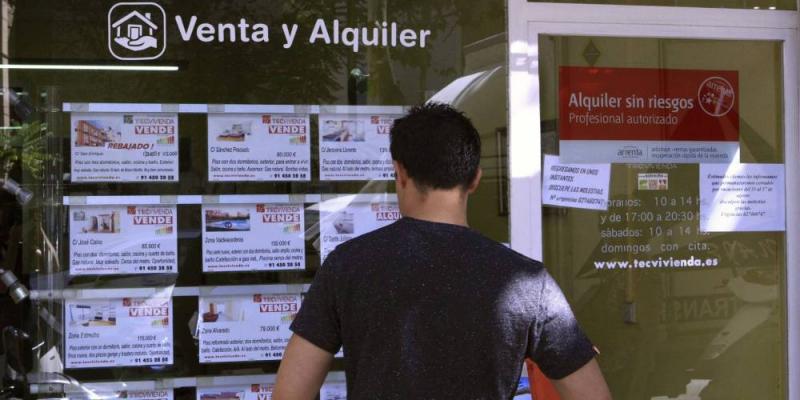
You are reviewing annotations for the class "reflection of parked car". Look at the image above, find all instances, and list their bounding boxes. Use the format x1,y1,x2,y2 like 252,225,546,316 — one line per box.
206,219,250,231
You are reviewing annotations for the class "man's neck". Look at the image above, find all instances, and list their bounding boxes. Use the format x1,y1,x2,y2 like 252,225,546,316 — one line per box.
400,189,469,227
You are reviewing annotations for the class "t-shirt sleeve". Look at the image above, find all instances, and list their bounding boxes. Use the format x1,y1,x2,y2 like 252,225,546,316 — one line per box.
528,271,597,380
289,251,342,354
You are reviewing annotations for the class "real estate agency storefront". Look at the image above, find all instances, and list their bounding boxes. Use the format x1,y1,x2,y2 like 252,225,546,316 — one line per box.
0,0,797,399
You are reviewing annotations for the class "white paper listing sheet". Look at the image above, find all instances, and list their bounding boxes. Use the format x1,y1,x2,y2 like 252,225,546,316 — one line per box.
320,382,347,400
69,205,178,275
318,113,398,181
70,386,173,400
207,113,311,181
70,112,179,182
65,297,173,369
319,201,400,262
198,294,300,363
202,203,305,272
197,384,274,400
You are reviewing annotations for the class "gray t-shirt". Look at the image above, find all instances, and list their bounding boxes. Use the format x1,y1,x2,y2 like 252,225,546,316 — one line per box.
291,217,596,399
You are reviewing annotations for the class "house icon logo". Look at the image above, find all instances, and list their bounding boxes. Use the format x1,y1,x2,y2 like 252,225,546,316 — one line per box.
108,2,166,60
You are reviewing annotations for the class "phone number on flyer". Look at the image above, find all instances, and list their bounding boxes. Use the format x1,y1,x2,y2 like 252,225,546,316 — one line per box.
137,175,176,181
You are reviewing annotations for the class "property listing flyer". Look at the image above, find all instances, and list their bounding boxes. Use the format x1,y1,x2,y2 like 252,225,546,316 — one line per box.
318,114,398,180
70,205,178,275
559,67,739,164
197,383,275,400
208,113,311,181
65,297,174,369
319,201,400,262
202,203,305,272
71,388,173,400
71,113,179,182
320,382,347,400
198,294,300,363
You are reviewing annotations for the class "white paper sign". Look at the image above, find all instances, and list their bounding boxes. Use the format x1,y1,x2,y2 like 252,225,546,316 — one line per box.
208,113,311,181
71,387,173,400
318,114,398,181
542,154,611,211
71,113,179,182
198,294,300,363
65,297,173,369
197,383,274,400
202,204,305,272
320,382,347,400
70,205,178,275
319,201,400,262
699,163,785,232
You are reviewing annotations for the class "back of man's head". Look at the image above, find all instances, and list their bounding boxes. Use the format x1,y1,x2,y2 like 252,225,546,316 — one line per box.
390,103,481,191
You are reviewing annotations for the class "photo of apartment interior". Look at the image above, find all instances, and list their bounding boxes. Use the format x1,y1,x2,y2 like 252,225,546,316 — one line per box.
69,303,117,327
202,300,246,323
332,212,355,234
321,120,365,142
81,211,120,233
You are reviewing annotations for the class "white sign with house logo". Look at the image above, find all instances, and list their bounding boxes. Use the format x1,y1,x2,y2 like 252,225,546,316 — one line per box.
70,112,179,182
108,2,167,60
69,205,178,275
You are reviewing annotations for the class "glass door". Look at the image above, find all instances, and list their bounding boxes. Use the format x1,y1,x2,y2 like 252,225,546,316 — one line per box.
508,2,800,399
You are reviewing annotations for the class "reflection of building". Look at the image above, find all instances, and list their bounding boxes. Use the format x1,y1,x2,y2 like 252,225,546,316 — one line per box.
74,120,114,147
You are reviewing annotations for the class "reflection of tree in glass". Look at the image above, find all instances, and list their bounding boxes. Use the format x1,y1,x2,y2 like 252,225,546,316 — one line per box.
368,0,504,103
10,1,350,104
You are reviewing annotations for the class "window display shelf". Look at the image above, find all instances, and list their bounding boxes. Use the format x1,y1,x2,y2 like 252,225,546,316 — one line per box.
62,103,321,114
29,284,312,300
62,193,397,206
62,102,410,115
318,104,409,114
62,194,321,206
29,371,346,394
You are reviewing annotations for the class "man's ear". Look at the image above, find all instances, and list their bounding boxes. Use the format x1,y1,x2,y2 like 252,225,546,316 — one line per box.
393,161,409,189
466,167,482,194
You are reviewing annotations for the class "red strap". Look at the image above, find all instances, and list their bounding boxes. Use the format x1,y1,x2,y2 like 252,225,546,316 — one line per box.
526,359,561,400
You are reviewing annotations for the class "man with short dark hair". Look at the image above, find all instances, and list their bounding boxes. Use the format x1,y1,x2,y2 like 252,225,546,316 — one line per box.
274,103,611,399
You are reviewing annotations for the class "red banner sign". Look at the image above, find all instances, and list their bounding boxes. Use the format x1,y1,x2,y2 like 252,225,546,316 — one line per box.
558,66,740,163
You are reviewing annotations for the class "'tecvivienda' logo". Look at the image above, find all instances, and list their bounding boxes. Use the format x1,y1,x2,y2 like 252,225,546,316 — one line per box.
108,2,167,60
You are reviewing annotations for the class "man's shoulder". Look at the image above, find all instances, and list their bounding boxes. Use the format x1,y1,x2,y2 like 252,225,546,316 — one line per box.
327,219,404,258
328,219,546,275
